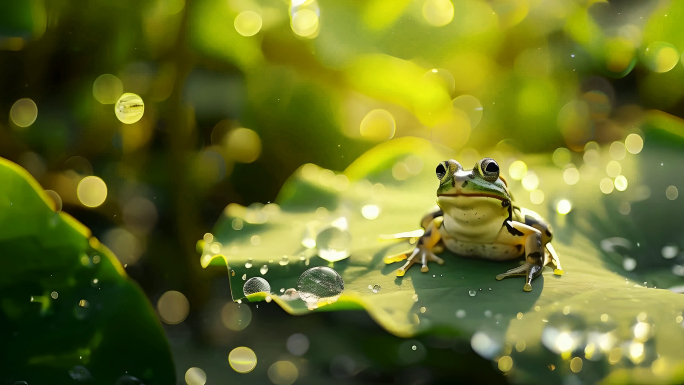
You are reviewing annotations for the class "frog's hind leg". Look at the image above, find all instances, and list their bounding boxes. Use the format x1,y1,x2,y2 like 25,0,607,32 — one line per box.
494,221,546,292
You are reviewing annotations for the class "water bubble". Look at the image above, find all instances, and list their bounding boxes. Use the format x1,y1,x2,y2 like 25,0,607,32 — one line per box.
228,346,257,373
260,265,269,275
468,290,476,297
115,93,144,124
185,367,207,385
541,313,586,354
296,267,344,303
424,68,455,95
316,225,352,262
644,41,679,73
422,0,454,27
281,288,299,301
69,365,92,381
243,277,271,297
452,95,483,128
372,284,381,293
286,333,310,356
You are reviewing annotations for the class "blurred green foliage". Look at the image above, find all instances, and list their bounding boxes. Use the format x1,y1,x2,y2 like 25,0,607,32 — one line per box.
3,0,684,383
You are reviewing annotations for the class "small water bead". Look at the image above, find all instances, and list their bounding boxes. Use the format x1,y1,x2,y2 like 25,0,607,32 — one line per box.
243,277,271,297
280,288,285,293
468,290,476,297
372,284,381,293
316,225,352,262
296,267,344,304
281,288,299,301
51,291,59,299
228,346,257,373
245,259,253,268
279,256,289,266
420,307,426,313
541,312,587,354
412,345,417,351
242,274,247,280
260,265,268,275
114,93,144,124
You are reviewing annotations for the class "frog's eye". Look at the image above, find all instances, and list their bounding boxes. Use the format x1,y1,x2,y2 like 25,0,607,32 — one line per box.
436,163,447,180
479,158,500,181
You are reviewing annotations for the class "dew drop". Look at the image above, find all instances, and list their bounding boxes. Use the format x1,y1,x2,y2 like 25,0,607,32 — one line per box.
316,225,352,262
245,259,253,268
468,290,476,297
243,277,271,297
279,256,289,266
411,345,417,351
296,267,344,304
260,265,269,275
51,291,58,299
372,284,381,293
242,274,247,280
420,306,427,313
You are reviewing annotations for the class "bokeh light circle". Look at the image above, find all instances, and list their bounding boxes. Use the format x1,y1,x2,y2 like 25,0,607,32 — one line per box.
115,93,145,124
452,95,483,128
157,290,190,324
77,176,108,208
291,9,319,37
644,41,679,73
185,367,207,385
93,74,124,104
422,0,454,27
10,98,38,128
267,361,299,385
360,109,395,140
234,11,263,37
229,346,257,373
625,134,643,154
225,128,262,163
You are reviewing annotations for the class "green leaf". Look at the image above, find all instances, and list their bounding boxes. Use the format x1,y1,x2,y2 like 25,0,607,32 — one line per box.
0,158,175,384
205,113,684,383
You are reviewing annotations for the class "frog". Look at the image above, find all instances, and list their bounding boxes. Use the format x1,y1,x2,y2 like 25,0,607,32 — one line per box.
384,158,563,292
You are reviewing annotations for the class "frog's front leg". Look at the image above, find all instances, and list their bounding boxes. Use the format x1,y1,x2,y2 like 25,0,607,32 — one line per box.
494,221,547,292
384,217,444,276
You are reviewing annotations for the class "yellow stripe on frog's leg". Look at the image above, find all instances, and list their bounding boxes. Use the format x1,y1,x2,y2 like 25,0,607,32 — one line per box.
495,221,546,291
546,243,564,275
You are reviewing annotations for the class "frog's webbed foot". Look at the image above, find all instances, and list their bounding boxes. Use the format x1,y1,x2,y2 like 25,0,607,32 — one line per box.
389,246,444,276
495,262,543,291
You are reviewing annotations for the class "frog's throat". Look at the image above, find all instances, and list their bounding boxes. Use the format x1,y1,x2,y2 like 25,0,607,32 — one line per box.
438,192,508,201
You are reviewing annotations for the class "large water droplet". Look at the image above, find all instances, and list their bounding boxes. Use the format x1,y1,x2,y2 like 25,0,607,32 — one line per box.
243,277,271,297
260,265,268,275
316,225,352,262
296,267,344,303
541,313,587,354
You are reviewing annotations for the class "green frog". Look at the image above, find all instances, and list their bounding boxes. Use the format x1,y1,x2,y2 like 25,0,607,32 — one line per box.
385,158,563,292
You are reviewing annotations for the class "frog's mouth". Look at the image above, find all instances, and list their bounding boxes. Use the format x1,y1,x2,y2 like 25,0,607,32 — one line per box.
438,192,507,201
